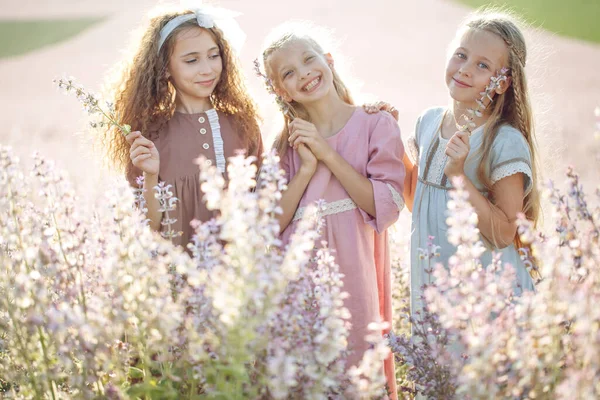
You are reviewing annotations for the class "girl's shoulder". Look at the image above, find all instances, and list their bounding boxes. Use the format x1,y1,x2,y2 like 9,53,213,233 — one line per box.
418,106,446,124
492,124,531,154
353,107,399,132
414,106,446,143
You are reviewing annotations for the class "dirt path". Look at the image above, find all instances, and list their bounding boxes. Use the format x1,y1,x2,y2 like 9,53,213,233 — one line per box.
1,0,599,201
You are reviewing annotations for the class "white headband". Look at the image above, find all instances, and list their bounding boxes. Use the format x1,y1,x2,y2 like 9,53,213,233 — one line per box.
157,3,246,55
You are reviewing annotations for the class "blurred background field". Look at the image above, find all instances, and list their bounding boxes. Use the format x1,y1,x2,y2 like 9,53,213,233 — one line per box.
0,17,105,58
457,0,600,43
0,0,598,208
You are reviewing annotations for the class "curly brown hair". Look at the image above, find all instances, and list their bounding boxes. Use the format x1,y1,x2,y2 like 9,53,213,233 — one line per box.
102,6,261,174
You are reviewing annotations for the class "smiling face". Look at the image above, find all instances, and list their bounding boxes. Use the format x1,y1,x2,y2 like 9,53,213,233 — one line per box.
167,26,223,103
445,28,509,107
266,38,335,106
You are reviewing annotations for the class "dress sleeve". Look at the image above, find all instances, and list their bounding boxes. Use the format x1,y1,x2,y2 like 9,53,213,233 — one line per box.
405,114,422,164
489,125,534,197
358,113,406,233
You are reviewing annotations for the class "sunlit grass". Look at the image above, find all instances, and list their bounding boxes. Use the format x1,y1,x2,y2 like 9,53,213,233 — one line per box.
0,17,106,58
455,0,600,43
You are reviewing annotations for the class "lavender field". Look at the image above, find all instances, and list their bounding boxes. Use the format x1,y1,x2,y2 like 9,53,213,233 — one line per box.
1,0,600,398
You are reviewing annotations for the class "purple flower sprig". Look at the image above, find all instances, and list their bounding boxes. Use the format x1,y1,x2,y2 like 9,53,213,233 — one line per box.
455,68,510,136
54,77,131,136
154,181,182,240
253,59,295,119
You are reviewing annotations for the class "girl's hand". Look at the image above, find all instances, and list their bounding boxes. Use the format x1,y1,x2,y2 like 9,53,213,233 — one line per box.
126,131,160,176
297,144,317,176
362,101,399,121
444,131,469,178
288,118,333,161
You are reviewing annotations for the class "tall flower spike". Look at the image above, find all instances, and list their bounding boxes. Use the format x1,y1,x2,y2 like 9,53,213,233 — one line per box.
54,76,131,136
456,68,510,136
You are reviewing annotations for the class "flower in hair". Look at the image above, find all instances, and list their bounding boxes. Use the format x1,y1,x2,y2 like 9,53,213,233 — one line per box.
456,68,510,136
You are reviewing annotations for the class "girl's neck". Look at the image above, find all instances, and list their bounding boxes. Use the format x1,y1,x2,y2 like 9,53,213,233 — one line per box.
174,93,213,114
303,93,355,138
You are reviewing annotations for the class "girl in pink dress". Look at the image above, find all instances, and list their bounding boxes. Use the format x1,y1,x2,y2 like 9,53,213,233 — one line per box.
258,28,405,396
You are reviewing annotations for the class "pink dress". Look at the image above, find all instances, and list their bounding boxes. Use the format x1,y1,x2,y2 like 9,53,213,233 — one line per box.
281,108,405,396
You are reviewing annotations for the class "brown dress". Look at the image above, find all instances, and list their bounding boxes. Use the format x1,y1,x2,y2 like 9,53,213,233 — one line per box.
127,109,263,249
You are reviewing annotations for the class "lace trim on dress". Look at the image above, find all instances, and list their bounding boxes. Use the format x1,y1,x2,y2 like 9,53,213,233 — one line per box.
293,198,357,222
491,161,533,195
387,183,405,211
206,109,226,173
406,135,419,164
425,136,449,185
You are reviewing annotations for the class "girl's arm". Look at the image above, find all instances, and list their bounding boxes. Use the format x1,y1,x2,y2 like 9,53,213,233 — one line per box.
362,101,420,212
402,153,418,212
277,144,317,233
321,151,377,216
445,130,526,248
288,118,377,216
126,131,162,231
289,115,405,229
457,173,525,248
142,172,163,231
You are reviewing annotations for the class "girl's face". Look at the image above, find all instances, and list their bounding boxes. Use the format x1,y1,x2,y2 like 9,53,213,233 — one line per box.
445,28,509,106
167,27,223,101
267,39,334,105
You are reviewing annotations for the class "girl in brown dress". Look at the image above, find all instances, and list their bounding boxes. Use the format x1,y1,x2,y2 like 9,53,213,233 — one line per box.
102,5,263,248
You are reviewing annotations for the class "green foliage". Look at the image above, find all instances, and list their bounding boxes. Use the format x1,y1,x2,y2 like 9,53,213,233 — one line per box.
0,17,105,58
456,0,600,43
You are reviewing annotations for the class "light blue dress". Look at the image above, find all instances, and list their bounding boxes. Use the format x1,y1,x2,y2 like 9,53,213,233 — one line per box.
410,107,535,318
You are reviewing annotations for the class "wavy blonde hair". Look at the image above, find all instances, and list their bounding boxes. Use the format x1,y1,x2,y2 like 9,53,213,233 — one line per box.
261,29,354,158
102,6,261,174
457,10,541,248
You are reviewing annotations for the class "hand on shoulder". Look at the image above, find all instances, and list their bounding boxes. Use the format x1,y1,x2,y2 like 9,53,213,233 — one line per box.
362,100,399,122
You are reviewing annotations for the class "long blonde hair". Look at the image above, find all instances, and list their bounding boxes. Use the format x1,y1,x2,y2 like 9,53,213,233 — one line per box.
103,6,261,174
261,30,354,158
460,10,541,241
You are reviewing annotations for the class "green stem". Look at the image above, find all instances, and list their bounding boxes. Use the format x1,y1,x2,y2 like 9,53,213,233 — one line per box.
5,303,42,397
51,212,88,318
37,327,57,400
6,180,31,273
188,379,195,399
95,106,128,136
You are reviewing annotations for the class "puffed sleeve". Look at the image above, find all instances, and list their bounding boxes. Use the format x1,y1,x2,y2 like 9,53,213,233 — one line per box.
359,113,406,233
489,125,534,196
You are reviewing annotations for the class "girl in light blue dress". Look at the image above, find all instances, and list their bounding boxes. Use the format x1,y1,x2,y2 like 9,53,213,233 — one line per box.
403,11,539,319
